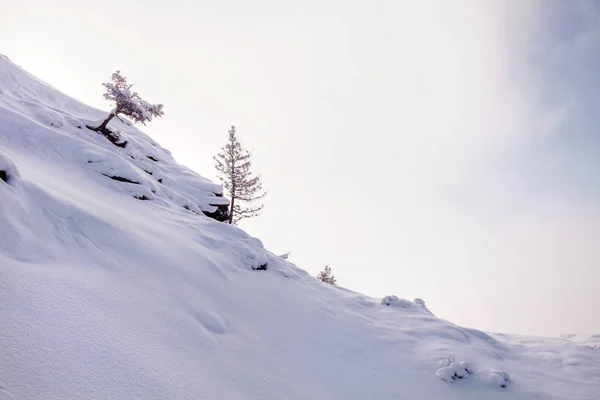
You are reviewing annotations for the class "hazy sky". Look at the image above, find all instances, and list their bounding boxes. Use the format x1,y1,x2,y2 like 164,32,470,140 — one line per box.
2,0,599,336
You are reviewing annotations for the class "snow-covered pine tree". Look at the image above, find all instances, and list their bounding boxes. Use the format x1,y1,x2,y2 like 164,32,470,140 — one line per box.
214,126,266,224
90,71,164,137
317,265,337,285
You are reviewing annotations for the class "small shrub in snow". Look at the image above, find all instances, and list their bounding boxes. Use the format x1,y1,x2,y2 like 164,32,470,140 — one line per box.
440,354,455,367
436,360,510,388
436,360,473,383
88,71,164,145
317,265,337,285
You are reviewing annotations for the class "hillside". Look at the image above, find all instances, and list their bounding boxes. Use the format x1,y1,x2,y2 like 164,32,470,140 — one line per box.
1,55,599,400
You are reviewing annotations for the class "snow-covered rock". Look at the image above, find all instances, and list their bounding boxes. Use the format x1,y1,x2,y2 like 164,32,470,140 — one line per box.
482,369,511,388
0,150,19,185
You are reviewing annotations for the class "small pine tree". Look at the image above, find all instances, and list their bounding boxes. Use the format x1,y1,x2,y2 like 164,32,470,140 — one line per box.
91,71,164,134
214,125,266,224
317,265,337,285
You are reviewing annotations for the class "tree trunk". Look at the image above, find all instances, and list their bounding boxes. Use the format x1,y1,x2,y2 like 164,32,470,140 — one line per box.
96,112,116,133
228,196,235,224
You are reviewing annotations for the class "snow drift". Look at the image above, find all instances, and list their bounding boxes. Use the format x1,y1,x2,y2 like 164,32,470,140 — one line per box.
1,55,599,400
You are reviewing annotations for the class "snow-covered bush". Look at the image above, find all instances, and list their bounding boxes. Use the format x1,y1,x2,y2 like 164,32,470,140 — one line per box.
88,71,164,145
436,359,511,389
317,265,337,285
436,360,473,383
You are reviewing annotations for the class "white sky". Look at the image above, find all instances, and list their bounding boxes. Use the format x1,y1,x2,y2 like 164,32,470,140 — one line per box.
2,0,599,336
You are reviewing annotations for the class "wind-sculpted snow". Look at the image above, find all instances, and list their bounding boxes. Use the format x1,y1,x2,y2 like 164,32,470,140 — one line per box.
1,54,599,400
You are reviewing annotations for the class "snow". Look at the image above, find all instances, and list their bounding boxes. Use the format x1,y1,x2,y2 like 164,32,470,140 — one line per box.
1,54,599,400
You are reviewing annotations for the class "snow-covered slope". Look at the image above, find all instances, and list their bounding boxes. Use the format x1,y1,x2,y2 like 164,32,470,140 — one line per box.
1,55,599,400
0,54,228,219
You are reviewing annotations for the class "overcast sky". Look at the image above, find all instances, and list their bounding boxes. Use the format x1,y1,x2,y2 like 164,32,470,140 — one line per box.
2,0,599,336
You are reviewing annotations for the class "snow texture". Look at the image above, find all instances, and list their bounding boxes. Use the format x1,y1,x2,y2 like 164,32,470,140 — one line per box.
1,54,599,400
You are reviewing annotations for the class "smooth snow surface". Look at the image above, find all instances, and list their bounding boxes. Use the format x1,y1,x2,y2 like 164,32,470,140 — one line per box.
1,55,599,400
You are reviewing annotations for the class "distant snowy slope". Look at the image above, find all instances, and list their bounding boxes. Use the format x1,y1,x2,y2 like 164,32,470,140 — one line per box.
1,55,599,400
559,334,600,348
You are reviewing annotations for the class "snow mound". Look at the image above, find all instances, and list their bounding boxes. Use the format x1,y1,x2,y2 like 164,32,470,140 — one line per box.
486,370,511,388
381,295,433,315
1,55,600,400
